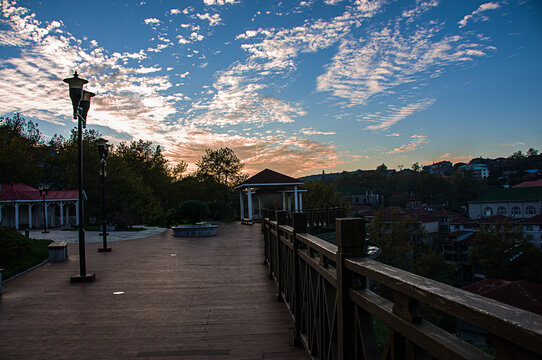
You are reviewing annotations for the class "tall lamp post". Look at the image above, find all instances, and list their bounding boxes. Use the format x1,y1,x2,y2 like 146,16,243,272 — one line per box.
38,185,49,233
63,71,96,283
97,138,111,252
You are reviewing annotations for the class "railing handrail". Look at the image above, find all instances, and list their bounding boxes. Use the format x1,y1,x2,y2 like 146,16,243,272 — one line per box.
262,215,542,359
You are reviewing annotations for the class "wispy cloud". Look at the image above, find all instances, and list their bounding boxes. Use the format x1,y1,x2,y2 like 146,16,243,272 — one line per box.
385,134,427,154
317,4,495,106
458,2,501,28
300,128,336,135
362,99,435,130
203,0,238,6
426,153,473,165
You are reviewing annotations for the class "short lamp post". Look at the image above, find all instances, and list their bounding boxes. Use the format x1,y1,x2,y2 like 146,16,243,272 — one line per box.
97,138,111,252
63,71,96,283
38,185,49,233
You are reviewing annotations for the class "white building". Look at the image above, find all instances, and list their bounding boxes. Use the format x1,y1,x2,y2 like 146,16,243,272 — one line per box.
468,187,542,220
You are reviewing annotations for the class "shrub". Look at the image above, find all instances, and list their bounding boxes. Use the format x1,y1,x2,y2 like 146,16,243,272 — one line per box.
0,227,51,279
175,200,209,224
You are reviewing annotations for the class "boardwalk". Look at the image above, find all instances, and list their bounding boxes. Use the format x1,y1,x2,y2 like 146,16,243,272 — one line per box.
0,223,308,360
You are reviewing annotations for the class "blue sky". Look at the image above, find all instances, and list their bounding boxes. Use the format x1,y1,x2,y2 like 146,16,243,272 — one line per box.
1,0,540,176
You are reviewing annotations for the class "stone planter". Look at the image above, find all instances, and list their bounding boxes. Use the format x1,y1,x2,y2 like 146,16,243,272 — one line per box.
172,223,218,237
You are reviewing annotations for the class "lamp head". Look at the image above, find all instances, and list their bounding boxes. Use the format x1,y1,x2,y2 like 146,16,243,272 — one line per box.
63,71,89,118
79,90,95,128
96,138,109,159
38,184,49,197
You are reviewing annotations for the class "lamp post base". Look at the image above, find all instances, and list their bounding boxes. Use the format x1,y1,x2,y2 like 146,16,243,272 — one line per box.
98,247,112,252
70,273,96,283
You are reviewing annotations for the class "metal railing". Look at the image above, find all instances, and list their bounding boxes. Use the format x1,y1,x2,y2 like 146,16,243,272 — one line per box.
263,211,542,360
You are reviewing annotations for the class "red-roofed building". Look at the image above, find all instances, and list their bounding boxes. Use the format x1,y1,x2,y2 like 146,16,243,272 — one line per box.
0,183,78,229
522,214,542,247
458,279,542,344
234,169,305,223
513,179,542,188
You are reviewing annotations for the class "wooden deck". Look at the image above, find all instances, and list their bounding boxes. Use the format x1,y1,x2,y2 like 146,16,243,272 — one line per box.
0,223,308,360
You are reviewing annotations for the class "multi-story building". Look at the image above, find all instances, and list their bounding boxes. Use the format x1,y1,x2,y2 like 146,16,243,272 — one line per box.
468,186,542,219
458,164,489,178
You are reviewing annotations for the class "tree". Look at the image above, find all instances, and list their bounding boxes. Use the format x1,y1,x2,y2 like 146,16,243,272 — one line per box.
196,147,246,187
526,148,539,157
469,219,542,283
171,161,188,180
0,113,43,185
411,162,421,172
303,180,340,208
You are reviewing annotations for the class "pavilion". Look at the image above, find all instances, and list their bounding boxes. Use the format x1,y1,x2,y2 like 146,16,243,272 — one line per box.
235,169,306,224
0,183,78,230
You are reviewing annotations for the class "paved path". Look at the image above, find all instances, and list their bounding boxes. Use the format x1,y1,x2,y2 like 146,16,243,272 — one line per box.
0,223,308,360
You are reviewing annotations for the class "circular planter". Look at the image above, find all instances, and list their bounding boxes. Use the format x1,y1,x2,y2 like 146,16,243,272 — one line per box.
172,223,218,237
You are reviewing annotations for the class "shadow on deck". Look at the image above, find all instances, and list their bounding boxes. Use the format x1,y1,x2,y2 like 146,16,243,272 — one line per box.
0,223,308,360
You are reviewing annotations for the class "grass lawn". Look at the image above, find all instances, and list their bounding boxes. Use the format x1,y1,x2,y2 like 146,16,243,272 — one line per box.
0,228,52,280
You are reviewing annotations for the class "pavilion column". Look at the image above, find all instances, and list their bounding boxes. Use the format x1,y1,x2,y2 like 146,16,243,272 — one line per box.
294,185,299,212
248,187,253,222
60,202,64,226
299,193,303,211
288,195,291,212
15,203,19,230
282,192,286,210
28,204,33,229
240,190,245,219
75,200,79,226
66,205,71,227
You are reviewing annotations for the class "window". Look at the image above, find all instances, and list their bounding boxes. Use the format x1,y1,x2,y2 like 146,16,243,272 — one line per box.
497,206,507,215
484,207,493,216
526,206,536,215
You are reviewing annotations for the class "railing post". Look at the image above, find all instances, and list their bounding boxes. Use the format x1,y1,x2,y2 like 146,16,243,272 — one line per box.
336,217,369,360
292,212,307,346
275,210,287,301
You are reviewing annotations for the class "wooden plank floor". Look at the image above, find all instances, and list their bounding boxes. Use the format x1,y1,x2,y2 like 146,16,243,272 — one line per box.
0,223,308,360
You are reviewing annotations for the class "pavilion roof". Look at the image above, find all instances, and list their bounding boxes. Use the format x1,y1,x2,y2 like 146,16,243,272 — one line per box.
0,183,78,202
235,169,303,189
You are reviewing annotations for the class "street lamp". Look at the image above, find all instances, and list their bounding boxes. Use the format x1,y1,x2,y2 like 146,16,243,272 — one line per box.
63,71,96,283
38,185,49,233
97,138,111,252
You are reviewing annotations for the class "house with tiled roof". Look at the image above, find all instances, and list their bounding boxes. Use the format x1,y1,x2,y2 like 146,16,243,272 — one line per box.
458,279,542,345
468,186,542,219
522,214,542,247
0,183,78,229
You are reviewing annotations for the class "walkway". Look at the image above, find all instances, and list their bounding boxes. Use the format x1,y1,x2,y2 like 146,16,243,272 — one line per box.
0,223,308,360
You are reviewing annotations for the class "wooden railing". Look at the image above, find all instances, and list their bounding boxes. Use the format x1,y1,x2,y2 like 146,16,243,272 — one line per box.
263,211,542,360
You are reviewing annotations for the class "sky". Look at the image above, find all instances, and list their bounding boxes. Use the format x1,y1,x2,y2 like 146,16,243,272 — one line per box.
0,0,541,176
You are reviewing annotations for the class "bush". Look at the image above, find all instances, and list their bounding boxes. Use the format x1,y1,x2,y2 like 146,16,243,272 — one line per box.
0,227,51,279
175,200,209,224
205,201,235,222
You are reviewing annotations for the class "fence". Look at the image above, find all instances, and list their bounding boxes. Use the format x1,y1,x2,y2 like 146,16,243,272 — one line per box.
263,211,542,360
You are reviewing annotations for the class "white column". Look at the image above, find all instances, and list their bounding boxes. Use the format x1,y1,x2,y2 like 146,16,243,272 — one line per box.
282,192,286,210
75,200,79,226
294,185,299,212
60,202,64,226
299,193,303,211
239,191,245,219
247,187,253,222
258,196,262,219
66,205,70,226
288,196,291,212
28,204,33,229
15,203,19,230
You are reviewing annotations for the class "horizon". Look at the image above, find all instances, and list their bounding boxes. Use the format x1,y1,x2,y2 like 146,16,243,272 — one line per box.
1,0,541,177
